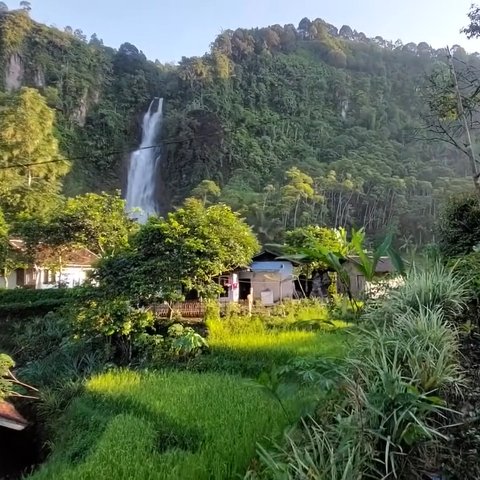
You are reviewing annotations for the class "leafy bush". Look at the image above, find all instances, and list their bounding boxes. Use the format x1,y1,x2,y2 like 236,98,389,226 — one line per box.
72,298,154,364
168,324,208,359
73,299,153,338
0,288,74,320
438,194,480,258
0,352,38,400
0,352,15,399
255,263,463,479
452,252,480,290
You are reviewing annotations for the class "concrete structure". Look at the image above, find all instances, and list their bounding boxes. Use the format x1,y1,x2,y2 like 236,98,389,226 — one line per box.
340,256,394,296
0,239,98,289
219,251,296,305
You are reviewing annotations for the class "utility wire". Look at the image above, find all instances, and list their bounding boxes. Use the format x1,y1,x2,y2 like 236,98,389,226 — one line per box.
0,131,223,170
0,112,301,171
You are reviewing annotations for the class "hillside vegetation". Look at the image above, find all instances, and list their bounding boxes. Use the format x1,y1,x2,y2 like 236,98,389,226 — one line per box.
0,9,476,240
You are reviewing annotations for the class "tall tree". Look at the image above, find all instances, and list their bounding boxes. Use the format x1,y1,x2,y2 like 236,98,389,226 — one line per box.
0,88,69,219
58,191,138,256
281,167,318,228
19,1,30,11
96,199,260,301
191,180,221,205
462,4,480,38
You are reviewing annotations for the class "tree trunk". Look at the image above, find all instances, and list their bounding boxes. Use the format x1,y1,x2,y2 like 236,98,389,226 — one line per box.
293,198,300,228
447,46,480,197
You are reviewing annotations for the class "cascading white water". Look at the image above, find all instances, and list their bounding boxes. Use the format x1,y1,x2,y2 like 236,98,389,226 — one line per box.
126,98,163,223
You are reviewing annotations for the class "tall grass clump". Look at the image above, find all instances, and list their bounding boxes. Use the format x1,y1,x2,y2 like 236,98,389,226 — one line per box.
359,306,461,392
254,262,465,479
257,417,371,480
386,261,469,319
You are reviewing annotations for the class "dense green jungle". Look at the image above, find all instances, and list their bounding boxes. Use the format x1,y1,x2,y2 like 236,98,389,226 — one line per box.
0,7,477,243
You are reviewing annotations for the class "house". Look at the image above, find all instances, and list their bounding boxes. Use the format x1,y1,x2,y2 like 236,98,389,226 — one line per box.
0,401,27,431
0,239,99,290
219,251,297,305
340,256,395,296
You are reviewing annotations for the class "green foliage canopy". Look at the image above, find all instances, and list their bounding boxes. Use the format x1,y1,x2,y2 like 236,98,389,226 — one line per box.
0,87,69,219
438,194,480,258
96,199,259,301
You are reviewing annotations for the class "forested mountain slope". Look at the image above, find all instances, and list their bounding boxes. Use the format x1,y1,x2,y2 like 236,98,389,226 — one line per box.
0,10,475,242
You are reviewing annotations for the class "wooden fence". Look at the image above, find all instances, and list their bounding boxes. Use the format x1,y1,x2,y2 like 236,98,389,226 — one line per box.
150,299,270,320
150,301,206,319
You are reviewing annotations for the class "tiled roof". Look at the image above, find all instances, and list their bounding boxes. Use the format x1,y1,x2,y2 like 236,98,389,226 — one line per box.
0,401,28,431
9,238,99,267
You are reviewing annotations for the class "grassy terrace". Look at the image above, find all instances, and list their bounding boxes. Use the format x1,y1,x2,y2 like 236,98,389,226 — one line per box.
29,312,348,480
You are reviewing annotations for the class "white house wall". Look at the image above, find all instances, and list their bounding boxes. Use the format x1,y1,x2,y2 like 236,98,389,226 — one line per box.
37,267,92,289
54,267,92,288
0,271,17,289
239,261,295,304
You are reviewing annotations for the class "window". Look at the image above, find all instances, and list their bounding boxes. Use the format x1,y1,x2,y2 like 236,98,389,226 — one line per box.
43,270,56,284
24,268,37,287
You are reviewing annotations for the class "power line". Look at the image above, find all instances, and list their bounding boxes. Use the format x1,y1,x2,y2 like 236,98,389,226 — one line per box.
0,112,308,171
0,131,223,171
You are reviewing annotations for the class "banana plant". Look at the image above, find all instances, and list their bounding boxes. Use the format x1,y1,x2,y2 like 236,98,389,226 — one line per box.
273,227,405,303
349,228,405,282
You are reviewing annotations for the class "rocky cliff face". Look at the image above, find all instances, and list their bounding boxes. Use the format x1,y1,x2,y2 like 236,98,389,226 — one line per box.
5,53,23,91
0,10,162,195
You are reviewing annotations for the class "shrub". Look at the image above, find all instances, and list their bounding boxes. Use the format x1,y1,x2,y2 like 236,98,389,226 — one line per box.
438,194,480,258
72,298,154,364
255,263,464,479
0,288,75,321
450,252,480,303
73,299,153,338
168,323,208,359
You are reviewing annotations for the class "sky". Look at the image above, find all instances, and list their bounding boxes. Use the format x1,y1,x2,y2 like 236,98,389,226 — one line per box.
18,0,480,63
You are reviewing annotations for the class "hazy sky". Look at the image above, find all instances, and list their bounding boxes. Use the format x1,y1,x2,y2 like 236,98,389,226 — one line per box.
20,0,480,62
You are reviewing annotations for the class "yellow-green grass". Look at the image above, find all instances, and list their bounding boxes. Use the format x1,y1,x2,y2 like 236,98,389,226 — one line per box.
197,317,348,375
30,370,296,480
30,318,349,479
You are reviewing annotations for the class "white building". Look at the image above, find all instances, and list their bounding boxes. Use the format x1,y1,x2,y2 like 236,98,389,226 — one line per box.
219,251,296,305
0,239,99,289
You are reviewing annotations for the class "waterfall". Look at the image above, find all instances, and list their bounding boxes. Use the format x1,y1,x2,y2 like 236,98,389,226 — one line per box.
126,98,163,223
